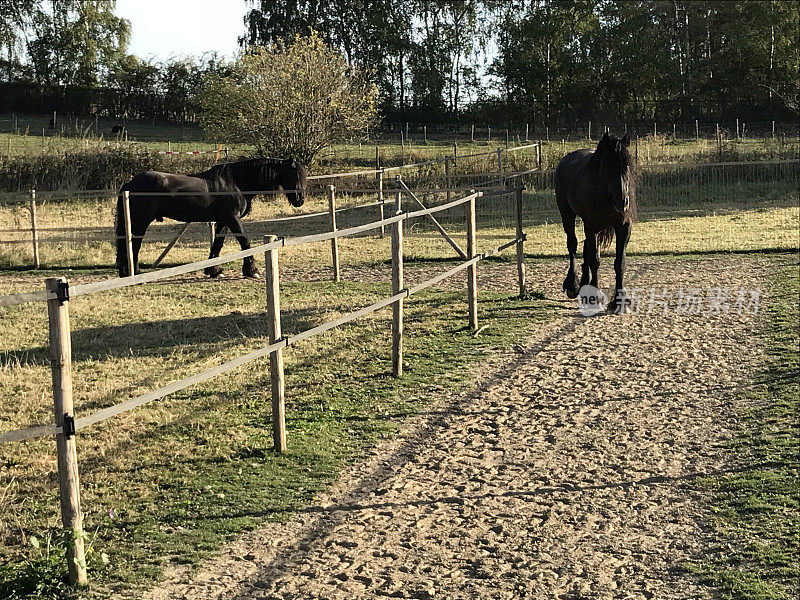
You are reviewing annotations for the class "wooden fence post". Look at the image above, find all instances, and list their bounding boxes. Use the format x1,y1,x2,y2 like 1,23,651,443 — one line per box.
122,191,135,277
377,169,385,238
46,277,87,586
391,183,404,378
497,148,503,185
327,185,340,282
29,190,40,269
445,157,451,203
537,141,543,170
263,236,287,452
466,193,478,331
515,187,527,299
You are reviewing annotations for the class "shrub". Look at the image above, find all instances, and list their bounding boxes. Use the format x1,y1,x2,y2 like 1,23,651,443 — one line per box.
0,148,215,192
200,32,378,165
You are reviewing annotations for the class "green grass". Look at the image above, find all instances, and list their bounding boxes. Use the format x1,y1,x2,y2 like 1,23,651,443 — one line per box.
683,256,799,599
0,271,557,598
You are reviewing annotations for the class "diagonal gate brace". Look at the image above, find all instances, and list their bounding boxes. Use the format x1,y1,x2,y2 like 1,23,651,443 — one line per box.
151,222,193,267
397,179,467,260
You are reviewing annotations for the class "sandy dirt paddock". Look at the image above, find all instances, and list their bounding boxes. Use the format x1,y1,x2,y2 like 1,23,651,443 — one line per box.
133,254,768,600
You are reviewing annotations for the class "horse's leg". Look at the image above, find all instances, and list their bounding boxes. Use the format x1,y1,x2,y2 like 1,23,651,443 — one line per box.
580,238,592,287
559,202,580,298
130,212,155,276
584,229,600,288
226,216,261,279
608,222,632,314
204,222,229,278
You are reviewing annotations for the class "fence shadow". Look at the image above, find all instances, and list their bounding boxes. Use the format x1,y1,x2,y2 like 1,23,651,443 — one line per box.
5,306,330,365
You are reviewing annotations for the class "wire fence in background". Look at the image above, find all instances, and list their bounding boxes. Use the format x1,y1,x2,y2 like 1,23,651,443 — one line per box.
0,160,797,270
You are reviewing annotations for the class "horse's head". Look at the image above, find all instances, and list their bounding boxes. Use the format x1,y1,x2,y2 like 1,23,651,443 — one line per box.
597,132,634,215
280,159,307,208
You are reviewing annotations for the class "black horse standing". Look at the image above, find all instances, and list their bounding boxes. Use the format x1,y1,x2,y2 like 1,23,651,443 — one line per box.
555,132,637,313
116,157,306,278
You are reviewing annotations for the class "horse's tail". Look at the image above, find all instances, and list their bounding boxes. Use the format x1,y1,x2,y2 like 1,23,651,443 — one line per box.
115,189,127,275
597,226,615,251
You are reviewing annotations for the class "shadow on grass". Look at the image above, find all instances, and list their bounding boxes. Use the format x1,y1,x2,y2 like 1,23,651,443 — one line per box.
2,306,327,364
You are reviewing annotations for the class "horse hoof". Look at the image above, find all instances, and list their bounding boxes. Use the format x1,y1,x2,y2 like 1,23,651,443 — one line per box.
205,266,224,278
244,269,262,280
608,300,632,315
563,275,580,299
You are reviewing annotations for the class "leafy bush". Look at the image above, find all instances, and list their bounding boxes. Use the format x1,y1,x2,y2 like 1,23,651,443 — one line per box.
200,32,378,165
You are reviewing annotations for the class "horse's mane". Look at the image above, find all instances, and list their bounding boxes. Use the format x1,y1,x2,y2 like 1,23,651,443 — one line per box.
194,158,280,191
192,157,307,218
591,134,637,225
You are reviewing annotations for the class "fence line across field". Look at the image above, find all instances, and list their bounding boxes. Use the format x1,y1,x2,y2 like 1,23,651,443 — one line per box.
0,142,542,205
3,159,796,278
0,181,527,586
0,188,489,306
0,187,504,246
0,155,794,204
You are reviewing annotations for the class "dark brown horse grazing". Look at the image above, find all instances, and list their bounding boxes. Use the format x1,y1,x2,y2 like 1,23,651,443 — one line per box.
116,157,306,278
555,132,637,313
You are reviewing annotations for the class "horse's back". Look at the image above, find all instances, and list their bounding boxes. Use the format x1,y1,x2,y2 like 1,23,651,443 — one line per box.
122,171,207,195
555,148,595,209
554,149,593,190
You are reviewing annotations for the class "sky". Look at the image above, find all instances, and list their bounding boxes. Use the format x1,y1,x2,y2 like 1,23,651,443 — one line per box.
115,0,249,62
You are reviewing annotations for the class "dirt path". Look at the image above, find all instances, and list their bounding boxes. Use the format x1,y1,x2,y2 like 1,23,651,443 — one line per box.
144,256,766,600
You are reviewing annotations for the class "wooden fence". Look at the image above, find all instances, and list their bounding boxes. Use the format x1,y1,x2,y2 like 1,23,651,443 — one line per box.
0,182,527,585
0,141,542,269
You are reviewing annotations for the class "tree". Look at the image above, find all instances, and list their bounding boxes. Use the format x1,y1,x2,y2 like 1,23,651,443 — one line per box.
25,0,130,87
241,0,412,115
200,32,378,164
0,0,36,81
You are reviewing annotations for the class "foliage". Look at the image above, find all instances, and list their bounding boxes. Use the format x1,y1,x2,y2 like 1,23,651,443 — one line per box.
493,0,800,123
2,1,799,126
241,0,800,124
0,530,75,600
200,32,378,164
242,0,490,117
0,146,214,192
22,0,130,88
